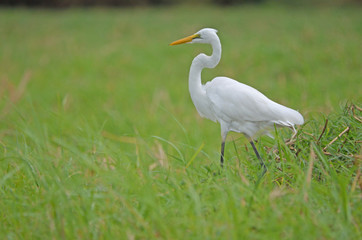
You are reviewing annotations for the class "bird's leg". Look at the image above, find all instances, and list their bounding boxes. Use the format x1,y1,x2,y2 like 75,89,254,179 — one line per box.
249,140,267,174
220,141,225,167
286,125,298,145
220,131,228,168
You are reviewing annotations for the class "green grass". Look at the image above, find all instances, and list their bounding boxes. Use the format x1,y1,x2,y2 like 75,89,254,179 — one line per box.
0,5,361,239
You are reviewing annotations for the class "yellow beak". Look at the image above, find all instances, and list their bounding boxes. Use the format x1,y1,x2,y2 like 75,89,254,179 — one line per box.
169,34,199,46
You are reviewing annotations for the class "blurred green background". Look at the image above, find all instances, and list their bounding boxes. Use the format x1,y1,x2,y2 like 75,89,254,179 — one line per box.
1,2,361,136
1,0,362,7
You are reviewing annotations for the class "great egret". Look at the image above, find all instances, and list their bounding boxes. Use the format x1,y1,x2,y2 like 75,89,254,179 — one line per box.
170,28,304,170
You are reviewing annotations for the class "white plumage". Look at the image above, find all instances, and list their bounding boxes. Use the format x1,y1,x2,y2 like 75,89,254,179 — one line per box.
170,28,304,168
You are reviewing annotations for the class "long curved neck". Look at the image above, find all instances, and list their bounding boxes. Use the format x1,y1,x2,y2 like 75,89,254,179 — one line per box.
189,37,222,100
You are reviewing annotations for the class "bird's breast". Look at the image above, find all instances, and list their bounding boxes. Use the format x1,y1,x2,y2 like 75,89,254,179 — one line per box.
190,93,218,122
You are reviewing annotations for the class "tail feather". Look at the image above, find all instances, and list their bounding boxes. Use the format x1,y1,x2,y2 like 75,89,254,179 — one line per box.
271,107,304,129
274,103,304,126
286,108,304,125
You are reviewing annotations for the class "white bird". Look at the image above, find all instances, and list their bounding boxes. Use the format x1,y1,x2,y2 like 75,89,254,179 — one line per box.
170,28,304,170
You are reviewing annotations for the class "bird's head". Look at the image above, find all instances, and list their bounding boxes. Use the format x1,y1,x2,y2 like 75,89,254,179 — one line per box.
170,28,218,46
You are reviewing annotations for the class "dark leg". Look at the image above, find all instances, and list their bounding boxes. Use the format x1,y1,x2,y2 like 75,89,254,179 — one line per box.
249,140,267,174
220,141,225,167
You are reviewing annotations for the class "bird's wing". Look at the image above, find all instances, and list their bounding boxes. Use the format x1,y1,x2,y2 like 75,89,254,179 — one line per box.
204,77,304,126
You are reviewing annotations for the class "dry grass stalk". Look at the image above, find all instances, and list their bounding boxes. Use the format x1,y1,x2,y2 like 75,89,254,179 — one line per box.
0,71,31,119
317,119,328,144
323,126,350,152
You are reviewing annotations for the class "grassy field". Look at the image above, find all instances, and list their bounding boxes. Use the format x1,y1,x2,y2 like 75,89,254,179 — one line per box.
0,5,361,239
